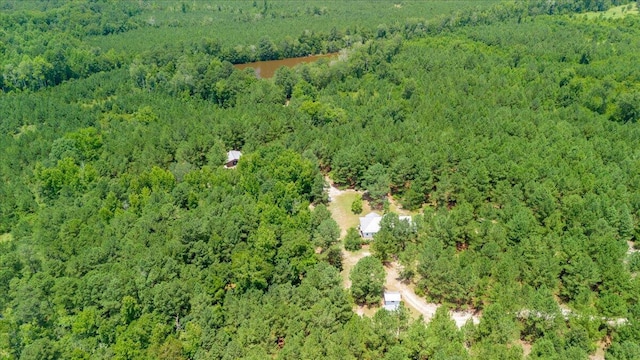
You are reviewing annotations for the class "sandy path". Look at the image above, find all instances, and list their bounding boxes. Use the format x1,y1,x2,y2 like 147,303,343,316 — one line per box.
327,183,346,201
385,262,480,327
589,344,606,360
385,262,439,321
342,249,371,288
450,309,481,328
627,240,638,254
329,183,619,356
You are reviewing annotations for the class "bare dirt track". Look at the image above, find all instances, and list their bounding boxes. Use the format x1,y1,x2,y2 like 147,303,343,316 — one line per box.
384,261,438,321
341,248,371,289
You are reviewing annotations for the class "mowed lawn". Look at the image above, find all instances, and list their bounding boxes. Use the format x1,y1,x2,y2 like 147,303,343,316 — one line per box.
327,190,370,239
327,187,422,240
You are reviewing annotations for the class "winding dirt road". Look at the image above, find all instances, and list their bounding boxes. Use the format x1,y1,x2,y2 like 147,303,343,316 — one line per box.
385,261,480,327
384,262,439,321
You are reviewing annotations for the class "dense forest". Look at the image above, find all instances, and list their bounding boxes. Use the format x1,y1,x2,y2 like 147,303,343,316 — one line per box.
1,0,639,359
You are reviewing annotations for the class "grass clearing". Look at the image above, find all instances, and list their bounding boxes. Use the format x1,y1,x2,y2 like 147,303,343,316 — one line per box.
354,304,379,318
327,189,370,238
326,181,431,320
581,3,638,19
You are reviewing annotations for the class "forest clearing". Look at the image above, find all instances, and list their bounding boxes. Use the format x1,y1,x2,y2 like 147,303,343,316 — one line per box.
582,3,638,18
329,181,482,327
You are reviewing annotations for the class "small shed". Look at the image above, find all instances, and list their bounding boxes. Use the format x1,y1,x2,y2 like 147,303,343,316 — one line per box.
383,291,401,311
359,212,382,239
225,150,242,168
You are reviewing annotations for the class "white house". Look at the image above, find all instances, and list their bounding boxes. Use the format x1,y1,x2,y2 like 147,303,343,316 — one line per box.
359,212,413,239
359,212,382,239
383,291,402,311
225,150,242,168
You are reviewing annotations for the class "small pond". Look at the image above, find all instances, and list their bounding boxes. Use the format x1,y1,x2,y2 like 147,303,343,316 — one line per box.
234,53,337,79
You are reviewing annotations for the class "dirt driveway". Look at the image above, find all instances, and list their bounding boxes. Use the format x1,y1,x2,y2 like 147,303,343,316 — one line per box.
327,181,480,327
385,262,439,321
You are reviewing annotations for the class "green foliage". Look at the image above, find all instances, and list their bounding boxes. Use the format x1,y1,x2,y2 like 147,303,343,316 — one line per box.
1,0,639,358
520,287,565,342
416,243,479,306
320,245,344,271
401,186,424,211
36,157,97,200
313,218,340,249
611,91,640,123
344,227,362,252
475,303,519,345
629,252,640,273
351,195,363,214
425,306,469,359
363,163,390,209
274,66,298,99
349,256,386,306
372,227,395,263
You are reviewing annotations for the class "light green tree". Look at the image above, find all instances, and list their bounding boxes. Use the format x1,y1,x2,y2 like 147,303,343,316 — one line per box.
351,195,363,214
344,227,362,252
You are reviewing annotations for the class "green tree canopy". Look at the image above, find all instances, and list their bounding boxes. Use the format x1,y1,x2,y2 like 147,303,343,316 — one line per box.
350,256,386,306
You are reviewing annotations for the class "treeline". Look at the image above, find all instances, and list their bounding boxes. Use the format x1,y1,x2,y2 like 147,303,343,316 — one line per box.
131,0,636,64
154,0,637,64
2,0,633,92
128,36,403,106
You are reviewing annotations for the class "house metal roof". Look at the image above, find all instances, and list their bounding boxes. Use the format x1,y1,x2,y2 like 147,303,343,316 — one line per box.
384,292,402,302
359,212,382,234
226,150,242,162
359,213,413,236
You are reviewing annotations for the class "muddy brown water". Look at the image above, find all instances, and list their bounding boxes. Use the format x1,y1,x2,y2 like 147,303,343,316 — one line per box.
234,53,337,79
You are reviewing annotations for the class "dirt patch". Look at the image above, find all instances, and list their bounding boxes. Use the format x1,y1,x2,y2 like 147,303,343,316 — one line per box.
519,340,532,358
341,247,371,288
450,309,481,328
327,185,356,204
13,124,36,139
627,240,638,254
354,304,378,318
386,194,421,217
589,340,607,360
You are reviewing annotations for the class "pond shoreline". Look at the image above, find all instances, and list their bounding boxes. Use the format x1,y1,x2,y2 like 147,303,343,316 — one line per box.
234,53,338,78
